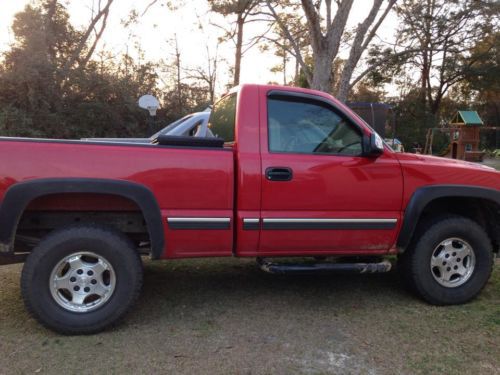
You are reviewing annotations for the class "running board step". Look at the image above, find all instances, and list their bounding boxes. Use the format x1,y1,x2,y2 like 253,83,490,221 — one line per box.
257,258,392,275
0,253,28,265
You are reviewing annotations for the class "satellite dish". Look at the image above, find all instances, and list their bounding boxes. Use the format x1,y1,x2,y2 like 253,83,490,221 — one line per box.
138,95,160,116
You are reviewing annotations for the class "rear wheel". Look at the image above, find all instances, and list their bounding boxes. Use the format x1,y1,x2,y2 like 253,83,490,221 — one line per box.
21,225,143,334
399,216,493,305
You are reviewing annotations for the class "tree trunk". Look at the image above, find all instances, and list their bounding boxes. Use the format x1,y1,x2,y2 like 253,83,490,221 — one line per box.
44,0,61,111
283,48,287,85
209,82,215,104
44,0,58,62
174,36,182,110
336,72,351,102
233,14,244,87
430,91,443,115
294,57,300,85
311,52,332,92
421,51,429,108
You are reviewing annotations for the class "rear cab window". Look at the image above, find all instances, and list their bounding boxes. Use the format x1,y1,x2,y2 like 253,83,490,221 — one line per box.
208,93,237,145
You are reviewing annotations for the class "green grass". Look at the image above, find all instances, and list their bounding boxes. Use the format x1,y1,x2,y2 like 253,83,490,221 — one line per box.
0,259,498,374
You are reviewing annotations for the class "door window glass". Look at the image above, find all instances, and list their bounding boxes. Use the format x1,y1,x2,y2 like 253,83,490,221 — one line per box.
268,97,362,155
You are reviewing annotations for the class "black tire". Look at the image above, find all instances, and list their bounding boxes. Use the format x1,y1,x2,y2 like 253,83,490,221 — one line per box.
399,215,493,305
21,225,143,334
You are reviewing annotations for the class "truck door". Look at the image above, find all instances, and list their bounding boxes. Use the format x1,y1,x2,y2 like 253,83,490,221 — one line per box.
258,90,403,255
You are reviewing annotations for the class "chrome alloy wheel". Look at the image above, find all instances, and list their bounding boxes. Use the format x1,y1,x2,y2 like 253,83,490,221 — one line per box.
430,238,476,288
49,252,116,313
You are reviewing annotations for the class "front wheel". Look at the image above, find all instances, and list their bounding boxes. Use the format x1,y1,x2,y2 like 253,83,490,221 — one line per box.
21,225,143,334
399,216,493,305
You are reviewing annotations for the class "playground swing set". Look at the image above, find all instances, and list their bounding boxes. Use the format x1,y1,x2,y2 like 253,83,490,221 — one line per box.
423,111,496,162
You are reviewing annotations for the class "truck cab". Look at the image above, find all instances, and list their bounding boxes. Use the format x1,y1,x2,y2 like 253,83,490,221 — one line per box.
185,84,402,259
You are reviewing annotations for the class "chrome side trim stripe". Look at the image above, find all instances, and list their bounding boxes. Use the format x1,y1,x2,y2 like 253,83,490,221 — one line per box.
263,218,397,223
243,218,260,230
167,217,396,230
262,218,397,230
243,218,260,223
168,218,230,223
167,217,231,230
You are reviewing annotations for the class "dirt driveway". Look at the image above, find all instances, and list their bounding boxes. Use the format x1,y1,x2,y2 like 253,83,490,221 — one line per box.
1,258,499,374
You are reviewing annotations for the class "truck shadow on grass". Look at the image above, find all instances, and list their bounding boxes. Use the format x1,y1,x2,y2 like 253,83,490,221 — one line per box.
134,258,412,324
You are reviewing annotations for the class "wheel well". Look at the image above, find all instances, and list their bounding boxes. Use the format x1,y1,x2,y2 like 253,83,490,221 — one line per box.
14,193,151,255
416,197,500,253
0,178,165,259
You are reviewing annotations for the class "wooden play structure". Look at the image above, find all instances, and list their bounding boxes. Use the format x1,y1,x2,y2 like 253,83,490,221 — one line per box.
424,111,486,162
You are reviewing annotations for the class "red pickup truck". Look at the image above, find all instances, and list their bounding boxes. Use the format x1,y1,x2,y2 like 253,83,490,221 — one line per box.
0,84,498,334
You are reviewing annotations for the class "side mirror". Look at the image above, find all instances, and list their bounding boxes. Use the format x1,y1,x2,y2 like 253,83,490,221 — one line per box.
364,133,384,157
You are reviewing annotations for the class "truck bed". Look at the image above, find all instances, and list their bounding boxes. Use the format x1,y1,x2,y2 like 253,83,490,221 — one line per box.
0,137,235,258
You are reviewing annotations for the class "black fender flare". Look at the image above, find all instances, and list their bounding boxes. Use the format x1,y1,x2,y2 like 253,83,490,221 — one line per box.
397,184,500,252
0,178,165,259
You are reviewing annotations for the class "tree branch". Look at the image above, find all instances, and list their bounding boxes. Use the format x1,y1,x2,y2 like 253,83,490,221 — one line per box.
80,4,110,68
349,48,421,89
301,0,323,51
63,0,114,73
265,1,312,84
